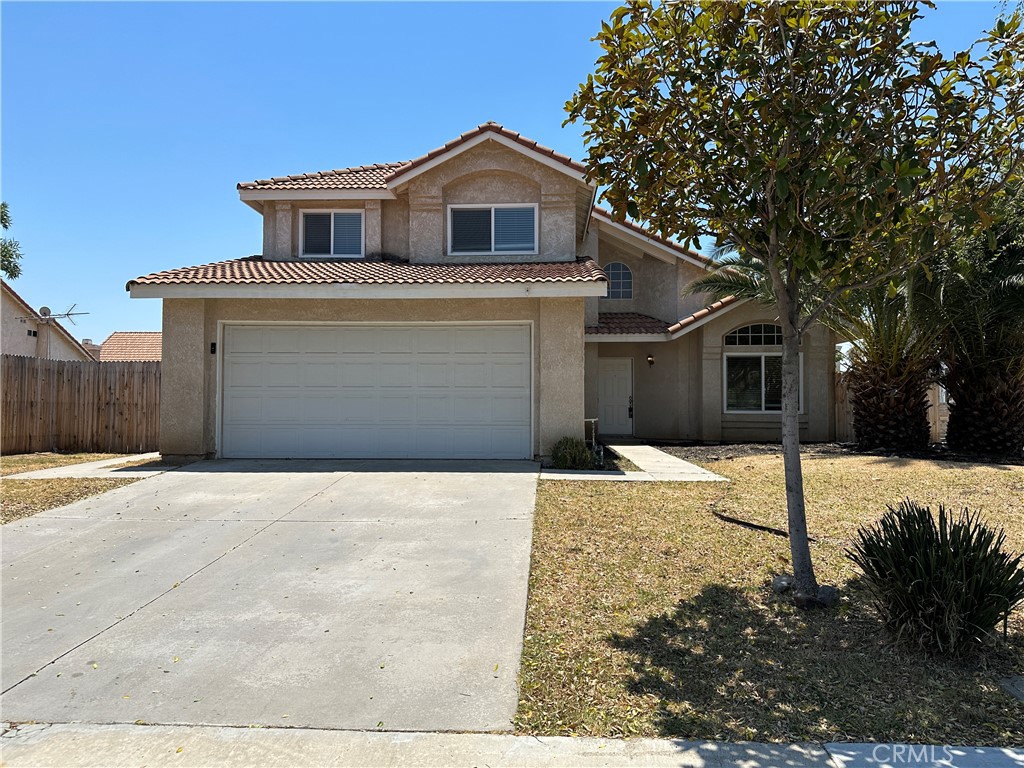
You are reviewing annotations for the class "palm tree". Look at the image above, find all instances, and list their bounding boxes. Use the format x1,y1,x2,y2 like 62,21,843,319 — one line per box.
913,188,1024,456
687,252,937,452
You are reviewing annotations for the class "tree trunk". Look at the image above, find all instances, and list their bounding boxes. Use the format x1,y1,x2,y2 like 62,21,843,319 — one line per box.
775,278,820,601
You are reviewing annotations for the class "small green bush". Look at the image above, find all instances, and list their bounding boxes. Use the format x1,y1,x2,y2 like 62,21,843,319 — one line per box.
847,498,1024,656
550,436,595,470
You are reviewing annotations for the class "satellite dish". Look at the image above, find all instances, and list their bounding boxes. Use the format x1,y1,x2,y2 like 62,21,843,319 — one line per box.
39,306,51,317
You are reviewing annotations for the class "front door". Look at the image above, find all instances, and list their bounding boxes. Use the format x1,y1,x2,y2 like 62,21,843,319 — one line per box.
598,357,633,435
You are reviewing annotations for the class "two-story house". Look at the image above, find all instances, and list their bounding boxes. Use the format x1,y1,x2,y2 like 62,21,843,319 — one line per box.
129,123,836,460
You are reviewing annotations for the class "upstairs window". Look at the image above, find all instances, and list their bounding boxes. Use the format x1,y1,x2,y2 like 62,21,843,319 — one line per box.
725,323,784,346
302,211,364,257
604,262,633,299
449,205,537,255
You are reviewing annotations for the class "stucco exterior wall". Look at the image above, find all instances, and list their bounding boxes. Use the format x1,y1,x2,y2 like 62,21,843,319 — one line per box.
403,143,578,264
256,143,582,264
585,302,837,444
160,298,207,456
158,296,585,459
596,239,678,323
698,302,835,443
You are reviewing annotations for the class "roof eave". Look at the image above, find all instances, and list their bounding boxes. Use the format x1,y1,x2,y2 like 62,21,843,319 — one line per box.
667,298,749,339
128,281,607,300
238,189,396,202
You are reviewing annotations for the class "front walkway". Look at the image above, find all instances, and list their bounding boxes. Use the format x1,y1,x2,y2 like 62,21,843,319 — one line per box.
541,442,726,482
4,453,170,480
3,723,1021,768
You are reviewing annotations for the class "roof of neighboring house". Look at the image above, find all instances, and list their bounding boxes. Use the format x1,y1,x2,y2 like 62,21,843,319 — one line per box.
128,256,607,287
99,331,162,362
1,279,95,360
586,312,669,336
237,122,587,192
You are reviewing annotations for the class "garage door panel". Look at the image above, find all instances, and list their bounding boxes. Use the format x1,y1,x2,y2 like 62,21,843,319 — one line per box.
225,394,262,423
222,324,531,459
416,394,452,423
492,362,529,388
304,362,339,387
491,395,530,423
416,328,451,354
304,327,342,354
380,361,413,387
379,394,415,422
339,392,377,422
453,362,488,387
417,362,450,388
265,362,299,387
225,326,264,354
225,360,262,388
265,328,303,354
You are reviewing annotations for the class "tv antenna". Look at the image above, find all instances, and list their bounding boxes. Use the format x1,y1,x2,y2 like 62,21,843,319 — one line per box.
30,304,90,325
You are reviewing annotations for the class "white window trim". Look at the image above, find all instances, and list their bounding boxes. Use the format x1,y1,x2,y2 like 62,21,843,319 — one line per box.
447,203,539,257
299,209,365,259
604,261,634,300
723,352,804,414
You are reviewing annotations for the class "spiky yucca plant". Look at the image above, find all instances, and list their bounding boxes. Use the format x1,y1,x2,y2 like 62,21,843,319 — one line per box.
848,499,1024,656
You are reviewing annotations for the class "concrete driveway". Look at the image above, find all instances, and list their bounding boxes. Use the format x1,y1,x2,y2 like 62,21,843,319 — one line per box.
1,459,538,732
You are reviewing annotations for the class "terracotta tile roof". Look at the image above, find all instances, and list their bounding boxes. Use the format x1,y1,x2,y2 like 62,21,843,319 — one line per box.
586,312,669,336
591,207,713,267
666,296,742,334
99,331,162,362
236,123,586,192
586,298,744,339
238,162,409,191
129,257,607,287
387,122,586,184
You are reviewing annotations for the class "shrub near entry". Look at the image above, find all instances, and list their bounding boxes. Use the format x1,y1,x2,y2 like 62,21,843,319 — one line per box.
550,437,595,470
848,499,1024,656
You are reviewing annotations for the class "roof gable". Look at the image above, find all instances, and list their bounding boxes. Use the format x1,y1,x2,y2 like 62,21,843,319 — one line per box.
236,123,589,200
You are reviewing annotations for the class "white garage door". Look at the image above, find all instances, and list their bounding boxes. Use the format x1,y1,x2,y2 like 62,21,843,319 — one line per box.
220,324,532,459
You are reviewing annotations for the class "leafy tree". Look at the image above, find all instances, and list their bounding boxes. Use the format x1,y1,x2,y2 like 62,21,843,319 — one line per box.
1,202,24,280
568,1,1024,605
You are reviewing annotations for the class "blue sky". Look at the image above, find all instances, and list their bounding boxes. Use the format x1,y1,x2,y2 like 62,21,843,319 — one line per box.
0,1,1007,345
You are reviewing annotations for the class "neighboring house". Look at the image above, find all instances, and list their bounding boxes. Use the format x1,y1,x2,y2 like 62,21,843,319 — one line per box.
1,279,95,362
99,331,162,362
129,122,836,459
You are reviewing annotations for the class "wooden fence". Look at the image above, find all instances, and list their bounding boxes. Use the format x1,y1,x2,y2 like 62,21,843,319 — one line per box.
1,354,160,455
834,371,948,444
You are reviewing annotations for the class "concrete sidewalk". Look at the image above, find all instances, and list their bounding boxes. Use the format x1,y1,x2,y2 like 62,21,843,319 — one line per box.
541,443,726,482
4,452,174,479
3,723,1022,768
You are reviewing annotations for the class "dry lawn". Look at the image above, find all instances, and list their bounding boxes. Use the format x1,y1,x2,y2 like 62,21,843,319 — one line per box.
517,451,1024,745
1,452,138,524
1,478,136,524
